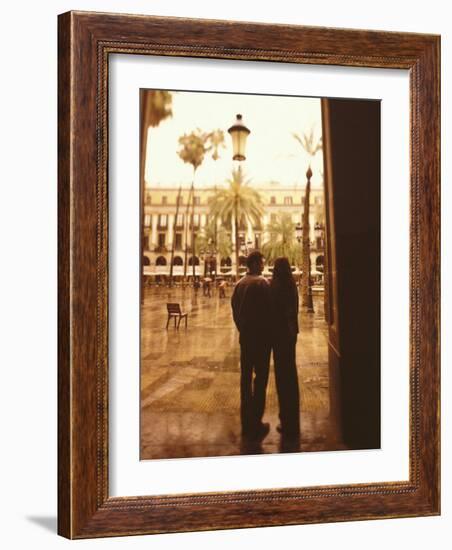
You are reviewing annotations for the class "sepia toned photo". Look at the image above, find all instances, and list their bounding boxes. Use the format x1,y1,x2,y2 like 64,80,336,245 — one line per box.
139,89,380,460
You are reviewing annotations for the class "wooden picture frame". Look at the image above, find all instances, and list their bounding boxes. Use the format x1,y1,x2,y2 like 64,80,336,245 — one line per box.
58,11,440,538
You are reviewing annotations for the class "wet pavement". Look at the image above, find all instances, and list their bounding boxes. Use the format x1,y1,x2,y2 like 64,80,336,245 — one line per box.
140,284,344,460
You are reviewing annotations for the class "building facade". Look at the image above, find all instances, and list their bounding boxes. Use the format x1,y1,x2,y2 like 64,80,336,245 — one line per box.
143,183,325,277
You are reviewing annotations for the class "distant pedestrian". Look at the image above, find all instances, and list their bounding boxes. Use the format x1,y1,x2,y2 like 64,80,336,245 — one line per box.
203,277,212,297
218,280,227,298
193,277,201,293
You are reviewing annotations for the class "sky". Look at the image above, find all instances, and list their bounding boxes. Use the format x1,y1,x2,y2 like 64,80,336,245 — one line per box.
144,90,323,189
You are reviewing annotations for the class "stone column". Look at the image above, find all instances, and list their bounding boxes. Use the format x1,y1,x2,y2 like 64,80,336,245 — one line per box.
151,214,158,249
167,214,174,251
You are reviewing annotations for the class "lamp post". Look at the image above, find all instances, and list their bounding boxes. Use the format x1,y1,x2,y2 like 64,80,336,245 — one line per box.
201,238,217,279
239,239,246,276
296,221,314,313
314,221,325,251
237,236,254,277
313,221,325,276
228,114,250,279
299,165,315,312
295,221,302,284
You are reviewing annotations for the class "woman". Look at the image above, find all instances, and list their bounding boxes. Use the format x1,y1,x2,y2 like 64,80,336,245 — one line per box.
270,257,300,438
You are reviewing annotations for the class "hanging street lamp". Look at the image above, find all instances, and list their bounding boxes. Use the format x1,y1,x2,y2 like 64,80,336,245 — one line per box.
228,114,251,161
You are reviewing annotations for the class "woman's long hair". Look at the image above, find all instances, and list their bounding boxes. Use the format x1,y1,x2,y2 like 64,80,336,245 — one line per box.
270,257,297,293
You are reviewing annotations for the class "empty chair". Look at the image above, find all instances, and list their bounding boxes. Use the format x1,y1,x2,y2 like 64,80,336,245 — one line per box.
166,303,188,330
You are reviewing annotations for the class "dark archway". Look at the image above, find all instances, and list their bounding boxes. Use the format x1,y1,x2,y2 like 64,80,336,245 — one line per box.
142,256,151,266
173,256,183,266
188,256,200,266
156,256,167,266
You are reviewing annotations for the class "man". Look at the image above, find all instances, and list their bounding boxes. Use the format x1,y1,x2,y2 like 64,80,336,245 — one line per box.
231,251,271,440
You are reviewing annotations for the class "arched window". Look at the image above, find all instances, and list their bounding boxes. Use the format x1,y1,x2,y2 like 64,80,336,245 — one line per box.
173,256,183,266
156,256,167,266
221,257,232,267
316,255,324,267
188,256,200,266
142,256,151,266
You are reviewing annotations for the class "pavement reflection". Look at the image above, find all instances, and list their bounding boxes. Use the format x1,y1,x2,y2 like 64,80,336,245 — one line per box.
141,284,344,459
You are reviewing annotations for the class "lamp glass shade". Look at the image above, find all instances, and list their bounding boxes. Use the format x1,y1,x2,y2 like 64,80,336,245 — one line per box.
228,114,250,161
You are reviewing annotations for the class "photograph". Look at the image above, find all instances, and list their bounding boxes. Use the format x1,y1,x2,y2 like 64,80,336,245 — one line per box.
139,89,381,460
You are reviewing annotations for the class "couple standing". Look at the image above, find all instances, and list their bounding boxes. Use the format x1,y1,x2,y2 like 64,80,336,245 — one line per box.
231,251,300,442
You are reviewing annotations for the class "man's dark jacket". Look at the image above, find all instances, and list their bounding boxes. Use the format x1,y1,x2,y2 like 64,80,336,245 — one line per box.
231,274,271,338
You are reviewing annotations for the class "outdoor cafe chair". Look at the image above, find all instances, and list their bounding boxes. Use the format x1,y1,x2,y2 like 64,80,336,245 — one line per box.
166,303,188,330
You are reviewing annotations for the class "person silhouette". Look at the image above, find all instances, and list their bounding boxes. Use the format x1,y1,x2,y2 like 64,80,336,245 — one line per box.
270,257,301,440
231,251,271,440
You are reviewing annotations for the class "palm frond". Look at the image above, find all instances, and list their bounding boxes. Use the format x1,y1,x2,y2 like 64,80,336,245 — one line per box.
208,168,264,230
292,128,322,157
262,213,301,265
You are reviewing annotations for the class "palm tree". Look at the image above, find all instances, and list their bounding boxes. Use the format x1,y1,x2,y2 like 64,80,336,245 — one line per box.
195,219,232,276
207,130,225,275
292,128,322,308
140,91,173,296
207,129,226,160
262,213,301,266
209,167,264,277
177,128,226,281
141,90,173,186
196,219,232,258
177,129,210,280
214,228,233,261
168,186,182,285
